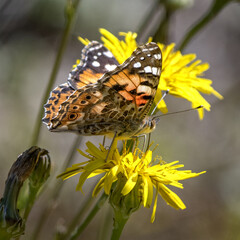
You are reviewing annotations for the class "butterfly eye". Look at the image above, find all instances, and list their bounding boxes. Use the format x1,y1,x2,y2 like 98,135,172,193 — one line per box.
68,113,78,121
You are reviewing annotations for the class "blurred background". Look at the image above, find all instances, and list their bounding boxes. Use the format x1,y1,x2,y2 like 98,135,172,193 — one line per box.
0,0,240,239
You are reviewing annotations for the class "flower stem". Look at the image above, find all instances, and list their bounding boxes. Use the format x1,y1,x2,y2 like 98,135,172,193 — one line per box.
30,0,81,146
59,183,96,240
31,136,82,240
69,193,108,240
98,205,113,240
178,0,231,51
137,0,161,42
110,211,129,240
152,7,174,44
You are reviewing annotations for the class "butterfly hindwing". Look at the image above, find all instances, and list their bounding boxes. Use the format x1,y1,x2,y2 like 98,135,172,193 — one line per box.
68,41,119,90
42,83,75,127
50,84,132,134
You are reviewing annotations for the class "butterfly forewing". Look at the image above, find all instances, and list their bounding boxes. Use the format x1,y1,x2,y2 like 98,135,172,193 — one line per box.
101,42,162,119
68,41,119,90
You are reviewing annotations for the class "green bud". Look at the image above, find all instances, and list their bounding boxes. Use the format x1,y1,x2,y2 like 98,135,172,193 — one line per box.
0,146,50,238
109,173,141,220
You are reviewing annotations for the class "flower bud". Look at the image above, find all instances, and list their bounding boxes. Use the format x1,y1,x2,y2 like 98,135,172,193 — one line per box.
0,146,50,238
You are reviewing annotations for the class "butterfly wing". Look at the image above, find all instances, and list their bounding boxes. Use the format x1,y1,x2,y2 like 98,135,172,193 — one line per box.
42,41,119,128
42,83,75,128
101,42,162,119
49,42,162,137
68,41,119,89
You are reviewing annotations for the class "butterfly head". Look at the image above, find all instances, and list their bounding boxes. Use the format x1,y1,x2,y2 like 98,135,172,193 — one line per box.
132,116,158,136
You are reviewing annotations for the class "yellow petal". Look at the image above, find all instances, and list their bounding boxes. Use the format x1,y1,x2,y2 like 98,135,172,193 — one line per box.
104,165,119,194
151,189,158,223
121,172,138,195
157,183,186,210
142,175,153,208
92,175,106,197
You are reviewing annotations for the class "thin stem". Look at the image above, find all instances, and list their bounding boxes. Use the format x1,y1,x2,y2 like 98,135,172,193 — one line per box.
110,211,129,240
69,193,108,240
152,7,173,44
31,136,82,240
60,184,96,240
178,0,230,51
98,206,113,240
137,0,161,42
30,0,81,146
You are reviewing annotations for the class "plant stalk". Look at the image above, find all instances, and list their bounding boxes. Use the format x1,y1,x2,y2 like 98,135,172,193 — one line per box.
69,193,108,240
31,0,81,146
178,0,231,51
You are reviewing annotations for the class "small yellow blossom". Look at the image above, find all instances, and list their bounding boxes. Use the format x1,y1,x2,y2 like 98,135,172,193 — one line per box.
59,142,205,222
78,29,223,119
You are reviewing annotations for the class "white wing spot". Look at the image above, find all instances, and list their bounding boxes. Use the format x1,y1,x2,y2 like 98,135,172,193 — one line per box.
152,67,158,75
103,51,113,58
92,61,100,67
154,54,161,60
140,57,145,60
93,56,98,60
133,62,141,68
144,66,152,73
105,64,117,71
138,85,152,95
147,53,151,57
97,52,102,56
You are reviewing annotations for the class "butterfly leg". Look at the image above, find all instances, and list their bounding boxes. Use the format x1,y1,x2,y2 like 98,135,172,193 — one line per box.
146,133,151,151
141,134,147,151
105,132,118,162
102,136,106,147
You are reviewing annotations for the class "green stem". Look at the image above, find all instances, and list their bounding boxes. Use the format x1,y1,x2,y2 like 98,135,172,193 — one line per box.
137,0,161,42
178,0,231,51
69,193,108,240
98,205,113,240
31,136,82,240
110,211,129,240
61,184,95,240
30,0,81,146
152,7,173,44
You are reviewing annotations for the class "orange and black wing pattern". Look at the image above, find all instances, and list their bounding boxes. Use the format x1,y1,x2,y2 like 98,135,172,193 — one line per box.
68,41,119,89
48,42,162,137
42,41,119,128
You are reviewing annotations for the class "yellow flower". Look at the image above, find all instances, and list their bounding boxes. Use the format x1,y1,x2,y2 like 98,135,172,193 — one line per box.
78,29,223,119
59,142,205,222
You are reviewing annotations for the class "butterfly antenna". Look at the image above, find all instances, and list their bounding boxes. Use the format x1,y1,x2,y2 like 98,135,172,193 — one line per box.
153,105,203,123
150,90,169,116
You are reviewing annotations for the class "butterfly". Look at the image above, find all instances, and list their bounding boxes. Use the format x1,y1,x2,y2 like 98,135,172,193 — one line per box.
42,41,162,139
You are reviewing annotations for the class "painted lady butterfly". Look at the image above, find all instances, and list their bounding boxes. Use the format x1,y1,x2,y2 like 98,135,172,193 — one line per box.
42,41,162,139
